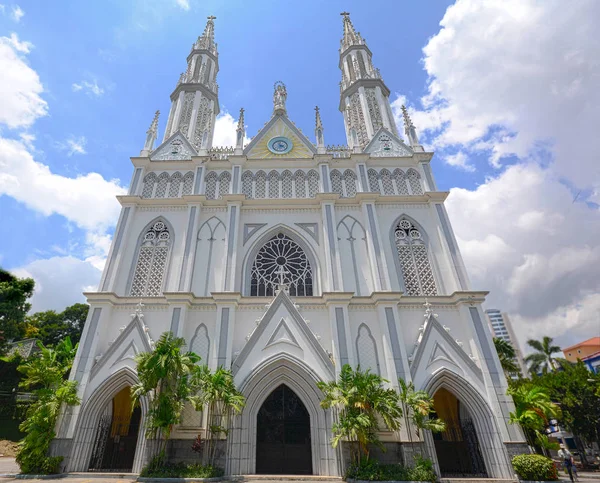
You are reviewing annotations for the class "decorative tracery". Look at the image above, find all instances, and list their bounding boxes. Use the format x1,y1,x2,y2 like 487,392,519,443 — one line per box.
130,221,171,297
394,219,437,296
250,234,313,297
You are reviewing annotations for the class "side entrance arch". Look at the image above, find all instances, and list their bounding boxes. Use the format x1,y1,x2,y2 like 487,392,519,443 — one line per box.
256,384,312,474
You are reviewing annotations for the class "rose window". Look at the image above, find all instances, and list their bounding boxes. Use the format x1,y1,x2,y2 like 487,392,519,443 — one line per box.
250,234,313,297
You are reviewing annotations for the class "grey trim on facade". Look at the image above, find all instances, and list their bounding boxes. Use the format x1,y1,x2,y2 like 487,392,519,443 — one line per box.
435,204,469,290
217,308,230,366
178,206,197,291
335,308,349,366
469,307,502,387
320,164,330,192
366,204,388,290
194,166,203,194
384,307,406,380
100,207,130,291
232,165,240,193
74,308,102,383
129,168,142,195
224,206,237,291
358,164,368,192
325,205,339,290
170,308,181,335
421,163,436,191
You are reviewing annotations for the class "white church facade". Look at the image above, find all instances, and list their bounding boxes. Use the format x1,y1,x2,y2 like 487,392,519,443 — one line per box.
53,14,527,478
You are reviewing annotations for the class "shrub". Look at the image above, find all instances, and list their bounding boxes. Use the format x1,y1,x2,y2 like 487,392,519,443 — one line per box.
345,456,436,482
512,454,558,481
140,456,224,478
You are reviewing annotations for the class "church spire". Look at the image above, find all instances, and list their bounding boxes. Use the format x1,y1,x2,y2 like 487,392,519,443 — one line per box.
401,105,423,151
162,16,220,151
315,106,325,153
338,12,398,150
141,110,159,156
235,107,245,153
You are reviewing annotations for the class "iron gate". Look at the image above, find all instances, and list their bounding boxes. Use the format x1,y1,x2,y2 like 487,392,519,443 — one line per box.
88,407,141,472
433,418,487,478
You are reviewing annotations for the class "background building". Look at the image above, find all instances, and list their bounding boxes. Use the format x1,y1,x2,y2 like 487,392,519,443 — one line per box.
563,337,600,373
485,309,527,377
52,14,526,478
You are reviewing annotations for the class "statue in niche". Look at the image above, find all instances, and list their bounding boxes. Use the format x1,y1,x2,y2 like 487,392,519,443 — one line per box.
273,81,287,113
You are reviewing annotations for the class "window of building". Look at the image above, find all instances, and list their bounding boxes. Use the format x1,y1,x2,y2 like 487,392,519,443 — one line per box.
130,221,171,297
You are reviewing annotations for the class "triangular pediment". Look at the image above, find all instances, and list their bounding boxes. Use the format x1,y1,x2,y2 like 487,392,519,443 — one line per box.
364,127,413,157
410,315,483,383
244,114,317,159
232,290,334,382
265,318,300,349
150,131,197,161
90,316,153,380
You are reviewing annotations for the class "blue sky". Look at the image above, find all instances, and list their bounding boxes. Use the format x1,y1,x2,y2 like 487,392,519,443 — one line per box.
0,0,598,349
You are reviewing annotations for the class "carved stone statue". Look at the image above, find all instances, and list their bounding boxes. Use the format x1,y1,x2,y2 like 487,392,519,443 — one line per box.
273,81,287,114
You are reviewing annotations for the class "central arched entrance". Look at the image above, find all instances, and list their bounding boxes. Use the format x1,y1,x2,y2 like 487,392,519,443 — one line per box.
256,384,312,474
88,386,141,472
431,388,487,478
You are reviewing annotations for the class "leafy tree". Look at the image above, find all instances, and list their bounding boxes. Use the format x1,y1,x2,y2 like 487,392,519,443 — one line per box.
0,268,35,352
397,378,445,444
524,336,564,374
59,303,89,345
16,337,80,474
131,332,202,461
190,366,245,466
318,364,403,465
493,337,521,376
24,303,89,347
508,384,559,431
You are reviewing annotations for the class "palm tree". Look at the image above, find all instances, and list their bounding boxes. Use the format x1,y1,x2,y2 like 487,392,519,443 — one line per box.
493,338,521,376
398,378,445,445
190,366,245,466
16,337,80,474
131,332,201,461
525,336,563,374
317,364,402,465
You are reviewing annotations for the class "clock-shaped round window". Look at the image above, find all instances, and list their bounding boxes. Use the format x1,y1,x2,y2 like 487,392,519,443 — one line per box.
267,136,293,155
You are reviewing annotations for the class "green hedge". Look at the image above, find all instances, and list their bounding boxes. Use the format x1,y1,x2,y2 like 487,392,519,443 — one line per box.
346,456,436,483
139,456,224,478
512,454,558,481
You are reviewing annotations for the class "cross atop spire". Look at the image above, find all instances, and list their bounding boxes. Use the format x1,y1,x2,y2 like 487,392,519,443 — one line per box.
340,11,364,51
195,15,218,55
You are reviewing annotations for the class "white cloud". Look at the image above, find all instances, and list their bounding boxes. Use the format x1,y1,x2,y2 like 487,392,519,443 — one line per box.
56,135,87,156
212,111,250,147
11,5,23,22
394,0,600,350
0,33,47,128
175,0,190,10
444,151,474,172
72,79,104,97
13,257,101,313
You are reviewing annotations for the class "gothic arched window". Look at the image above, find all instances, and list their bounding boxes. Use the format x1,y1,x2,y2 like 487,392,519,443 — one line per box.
190,324,210,364
307,170,319,198
356,324,379,374
380,169,394,195
330,169,343,196
367,169,380,193
394,218,437,296
218,171,231,198
250,234,313,297
204,171,217,199
182,171,194,195
393,169,408,195
407,169,423,195
168,172,182,197
255,171,267,198
156,172,170,198
268,170,280,198
130,220,171,297
294,170,306,198
343,169,357,198
242,171,254,198
141,172,157,198
281,170,293,198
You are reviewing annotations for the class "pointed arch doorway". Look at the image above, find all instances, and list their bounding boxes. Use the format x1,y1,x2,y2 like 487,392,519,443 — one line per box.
256,384,312,474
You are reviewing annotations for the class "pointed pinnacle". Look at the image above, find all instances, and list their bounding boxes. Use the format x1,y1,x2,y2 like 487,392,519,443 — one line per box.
147,110,159,133
340,11,362,49
237,107,245,132
401,105,413,128
315,106,323,129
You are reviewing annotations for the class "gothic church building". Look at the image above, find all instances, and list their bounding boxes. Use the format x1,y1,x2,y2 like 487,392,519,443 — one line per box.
54,14,526,478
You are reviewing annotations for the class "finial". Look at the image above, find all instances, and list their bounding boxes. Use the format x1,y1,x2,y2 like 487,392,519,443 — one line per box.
237,107,245,132
142,110,160,155
131,299,145,320
423,298,438,319
207,15,216,21
235,107,245,152
340,11,363,50
273,81,287,115
401,105,413,128
314,106,325,152
196,15,217,54
402,104,421,147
